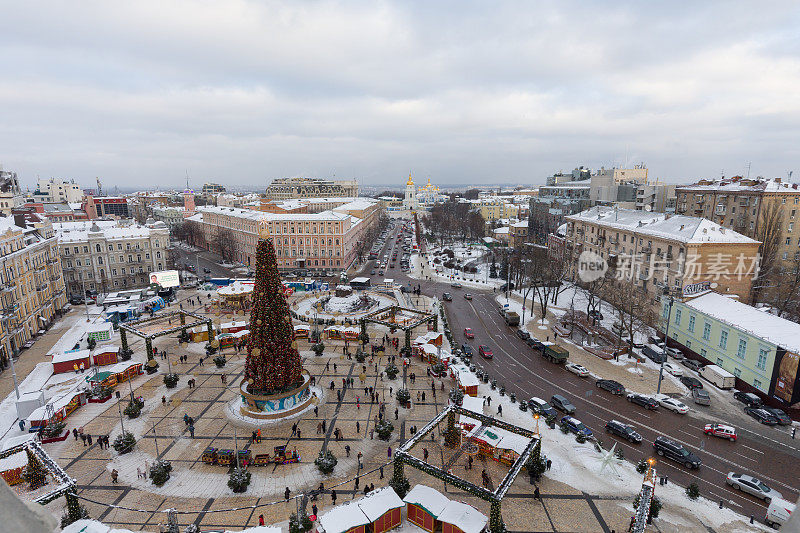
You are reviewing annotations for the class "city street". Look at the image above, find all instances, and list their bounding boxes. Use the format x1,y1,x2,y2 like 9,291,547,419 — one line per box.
362,218,800,523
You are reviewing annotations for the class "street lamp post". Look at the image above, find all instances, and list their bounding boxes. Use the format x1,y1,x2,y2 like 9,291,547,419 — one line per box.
656,289,675,396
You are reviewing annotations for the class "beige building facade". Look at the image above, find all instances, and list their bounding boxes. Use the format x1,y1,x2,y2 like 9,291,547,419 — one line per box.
564,207,761,305
0,213,66,365
55,220,171,296
266,177,359,200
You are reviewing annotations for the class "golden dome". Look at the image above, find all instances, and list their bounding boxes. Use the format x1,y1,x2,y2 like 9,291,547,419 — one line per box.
407,173,414,186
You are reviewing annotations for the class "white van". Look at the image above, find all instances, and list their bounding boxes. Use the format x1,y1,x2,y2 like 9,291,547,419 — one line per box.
699,364,735,389
765,497,795,528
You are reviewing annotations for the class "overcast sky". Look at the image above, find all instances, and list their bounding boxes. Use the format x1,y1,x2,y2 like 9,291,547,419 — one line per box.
1,1,799,189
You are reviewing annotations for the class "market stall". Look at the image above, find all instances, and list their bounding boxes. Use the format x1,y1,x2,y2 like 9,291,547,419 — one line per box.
0,450,27,486
91,345,119,366
357,487,404,533
28,390,87,432
51,350,92,374
469,425,531,466
318,501,370,533
220,320,249,334
403,485,450,533
86,361,144,390
450,363,479,397
439,500,488,533
293,324,311,338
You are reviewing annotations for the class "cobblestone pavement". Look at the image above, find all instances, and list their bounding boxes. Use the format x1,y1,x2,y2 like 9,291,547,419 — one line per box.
16,294,655,531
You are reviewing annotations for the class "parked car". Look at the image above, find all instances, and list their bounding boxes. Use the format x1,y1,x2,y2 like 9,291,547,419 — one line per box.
560,416,593,438
516,329,531,342
765,498,796,529
656,396,689,414
528,397,557,418
680,376,703,390
627,392,659,410
655,341,684,360
604,420,642,443
726,473,781,503
69,295,84,305
464,293,473,300
565,363,590,377
478,345,493,359
653,436,701,469
461,344,473,357
370,269,376,275
203,267,211,273
745,407,779,425
464,328,474,339
692,388,711,405
703,423,737,441
734,391,763,408
596,379,625,395
762,407,792,425
527,337,544,350
642,344,668,363
451,282,462,288
681,358,703,372
550,394,576,415
442,292,452,301
657,362,682,377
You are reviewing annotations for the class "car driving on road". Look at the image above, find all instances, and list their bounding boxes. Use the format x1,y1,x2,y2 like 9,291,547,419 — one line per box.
604,420,642,443
692,388,711,405
653,436,701,469
464,293,472,300
442,292,452,301
703,423,737,441
596,379,625,395
550,394,576,415
626,392,659,410
726,473,781,503
478,345,493,359
451,282,462,288
565,363,590,377
461,344,473,357
464,328,474,339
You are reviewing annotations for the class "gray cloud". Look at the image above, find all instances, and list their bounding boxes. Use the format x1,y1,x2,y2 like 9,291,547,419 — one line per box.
0,1,799,188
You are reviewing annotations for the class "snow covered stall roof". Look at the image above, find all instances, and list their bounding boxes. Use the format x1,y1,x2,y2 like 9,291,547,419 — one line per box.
438,500,488,533
402,484,450,518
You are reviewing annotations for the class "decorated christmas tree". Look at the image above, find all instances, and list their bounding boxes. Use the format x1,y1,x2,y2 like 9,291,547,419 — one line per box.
22,448,48,490
244,238,304,394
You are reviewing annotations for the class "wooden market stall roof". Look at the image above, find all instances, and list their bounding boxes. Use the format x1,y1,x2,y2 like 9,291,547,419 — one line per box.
318,500,370,533
438,500,488,533
356,486,404,522
403,484,450,519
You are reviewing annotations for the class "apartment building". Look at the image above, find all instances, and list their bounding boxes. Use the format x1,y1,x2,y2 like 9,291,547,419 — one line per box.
190,202,378,272
55,220,171,296
265,177,359,200
564,206,761,304
0,212,66,365
676,177,800,266
509,220,529,248
662,291,800,408
33,178,84,203
635,183,676,213
150,205,187,228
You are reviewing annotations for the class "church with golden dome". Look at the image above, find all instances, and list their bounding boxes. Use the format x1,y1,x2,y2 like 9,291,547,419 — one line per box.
403,173,444,211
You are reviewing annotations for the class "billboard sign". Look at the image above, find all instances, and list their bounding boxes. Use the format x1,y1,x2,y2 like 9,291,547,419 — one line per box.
682,281,712,297
149,270,180,288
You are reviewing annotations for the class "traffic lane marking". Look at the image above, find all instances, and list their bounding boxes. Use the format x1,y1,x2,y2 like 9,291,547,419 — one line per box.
456,286,800,495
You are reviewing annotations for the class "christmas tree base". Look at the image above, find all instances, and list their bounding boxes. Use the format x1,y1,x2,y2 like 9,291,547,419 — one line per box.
239,370,315,420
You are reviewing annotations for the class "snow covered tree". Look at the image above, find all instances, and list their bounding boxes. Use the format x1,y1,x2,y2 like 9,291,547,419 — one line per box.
244,239,304,394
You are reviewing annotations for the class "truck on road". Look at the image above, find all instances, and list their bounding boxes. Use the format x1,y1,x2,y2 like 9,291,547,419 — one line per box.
541,342,569,364
504,311,520,327
699,364,735,389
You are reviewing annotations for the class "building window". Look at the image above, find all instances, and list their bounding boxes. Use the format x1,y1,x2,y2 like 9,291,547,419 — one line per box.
733,368,741,378
688,315,696,333
753,379,762,389
737,338,746,359
716,357,723,366
686,340,691,348
700,348,707,358
702,322,711,340
674,309,681,325
719,330,728,349
757,349,768,370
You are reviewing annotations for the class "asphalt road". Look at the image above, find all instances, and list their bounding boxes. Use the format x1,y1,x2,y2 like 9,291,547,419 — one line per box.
362,217,800,523
171,244,243,281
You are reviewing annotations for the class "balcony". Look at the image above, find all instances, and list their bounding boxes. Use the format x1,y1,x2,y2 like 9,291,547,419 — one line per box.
714,205,726,216
641,246,652,254
46,257,59,264
49,274,60,282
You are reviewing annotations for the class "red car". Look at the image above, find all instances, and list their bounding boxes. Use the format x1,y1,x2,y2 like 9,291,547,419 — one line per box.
479,345,493,359
704,423,737,442
464,328,474,339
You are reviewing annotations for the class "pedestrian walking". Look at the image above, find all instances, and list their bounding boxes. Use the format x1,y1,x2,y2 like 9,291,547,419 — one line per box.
188,424,195,438
199,357,204,366
356,421,360,433
258,515,265,526
297,428,301,438
345,445,350,457
72,428,78,441
311,503,317,517
379,466,384,479
497,404,502,415
331,489,337,505
423,448,428,462
284,487,291,501
534,486,540,500
111,469,118,483
81,434,87,446
387,446,392,458
291,423,297,436
394,408,398,420
370,429,374,439
354,476,359,490
87,434,93,446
